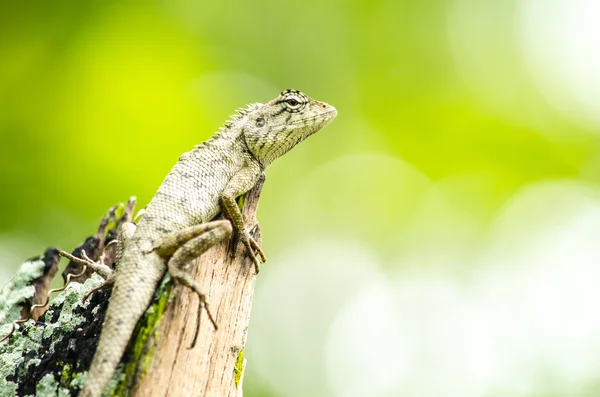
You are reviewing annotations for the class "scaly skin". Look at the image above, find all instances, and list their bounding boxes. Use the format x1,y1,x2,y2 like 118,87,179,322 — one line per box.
80,89,337,396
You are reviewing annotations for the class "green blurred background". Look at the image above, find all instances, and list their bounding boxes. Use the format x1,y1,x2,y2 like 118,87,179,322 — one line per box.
2,0,600,396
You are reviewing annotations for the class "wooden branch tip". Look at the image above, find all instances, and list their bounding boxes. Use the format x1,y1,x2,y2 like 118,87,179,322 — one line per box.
131,175,265,397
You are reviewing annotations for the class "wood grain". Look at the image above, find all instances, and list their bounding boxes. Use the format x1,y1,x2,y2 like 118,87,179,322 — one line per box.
133,174,265,397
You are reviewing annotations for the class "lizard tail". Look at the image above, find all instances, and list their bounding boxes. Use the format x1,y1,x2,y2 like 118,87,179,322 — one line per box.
80,251,164,397
79,296,146,397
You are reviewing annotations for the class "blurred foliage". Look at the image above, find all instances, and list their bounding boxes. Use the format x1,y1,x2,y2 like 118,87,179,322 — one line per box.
1,0,600,396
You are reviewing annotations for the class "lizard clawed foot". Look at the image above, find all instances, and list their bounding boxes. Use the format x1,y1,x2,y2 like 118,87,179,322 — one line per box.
166,264,218,347
59,249,113,280
189,295,217,349
168,275,218,348
240,231,265,274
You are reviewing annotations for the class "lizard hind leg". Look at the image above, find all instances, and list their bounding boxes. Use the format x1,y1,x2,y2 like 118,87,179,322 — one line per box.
161,220,233,348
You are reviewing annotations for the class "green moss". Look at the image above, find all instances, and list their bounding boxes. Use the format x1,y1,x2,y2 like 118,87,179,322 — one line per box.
60,362,72,385
234,348,245,387
110,276,173,396
237,195,246,210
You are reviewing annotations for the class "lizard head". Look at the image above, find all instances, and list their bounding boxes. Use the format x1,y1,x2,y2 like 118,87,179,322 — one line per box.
243,89,337,166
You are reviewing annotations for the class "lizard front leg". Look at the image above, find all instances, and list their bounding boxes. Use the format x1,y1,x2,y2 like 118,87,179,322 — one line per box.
153,220,233,346
220,163,266,274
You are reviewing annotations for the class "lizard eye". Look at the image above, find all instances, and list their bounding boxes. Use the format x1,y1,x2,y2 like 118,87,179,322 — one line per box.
282,93,304,111
256,117,265,127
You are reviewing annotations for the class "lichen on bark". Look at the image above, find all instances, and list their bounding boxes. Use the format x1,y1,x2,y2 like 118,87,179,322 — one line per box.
0,274,104,396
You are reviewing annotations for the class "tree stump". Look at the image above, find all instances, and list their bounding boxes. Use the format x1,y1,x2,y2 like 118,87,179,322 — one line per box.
131,175,264,396
0,175,265,397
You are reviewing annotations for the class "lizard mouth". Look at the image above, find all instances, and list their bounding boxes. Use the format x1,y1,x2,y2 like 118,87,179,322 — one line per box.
290,110,337,126
289,112,337,147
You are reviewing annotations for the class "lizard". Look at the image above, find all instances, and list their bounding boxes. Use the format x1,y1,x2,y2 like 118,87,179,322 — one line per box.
79,89,337,397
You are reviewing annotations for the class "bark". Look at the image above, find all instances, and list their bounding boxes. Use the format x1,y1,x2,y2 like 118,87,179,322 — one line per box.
132,174,264,397
0,175,264,397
